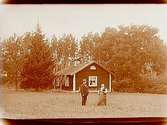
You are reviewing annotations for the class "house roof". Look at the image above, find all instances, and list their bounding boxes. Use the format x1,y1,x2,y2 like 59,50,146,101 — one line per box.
56,61,113,76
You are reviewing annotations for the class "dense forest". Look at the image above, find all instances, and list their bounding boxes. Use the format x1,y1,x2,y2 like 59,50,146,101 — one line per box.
0,24,167,93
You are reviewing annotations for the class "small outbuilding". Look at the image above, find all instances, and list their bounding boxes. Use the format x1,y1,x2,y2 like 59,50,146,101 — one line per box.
55,61,114,92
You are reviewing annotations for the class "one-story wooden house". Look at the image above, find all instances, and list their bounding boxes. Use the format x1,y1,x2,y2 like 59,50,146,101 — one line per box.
55,61,114,92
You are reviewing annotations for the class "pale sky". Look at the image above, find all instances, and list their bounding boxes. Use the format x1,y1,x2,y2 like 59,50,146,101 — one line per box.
0,4,167,42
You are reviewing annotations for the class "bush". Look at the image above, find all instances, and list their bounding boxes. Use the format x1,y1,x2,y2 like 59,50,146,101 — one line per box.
20,80,53,91
112,79,138,93
136,78,167,94
20,80,34,90
112,77,167,94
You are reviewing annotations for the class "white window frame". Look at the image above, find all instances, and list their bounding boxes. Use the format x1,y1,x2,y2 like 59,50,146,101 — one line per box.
88,76,97,87
56,78,60,86
65,76,70,87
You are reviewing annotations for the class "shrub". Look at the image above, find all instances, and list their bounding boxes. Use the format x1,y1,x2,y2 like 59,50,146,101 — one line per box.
112,77,167,94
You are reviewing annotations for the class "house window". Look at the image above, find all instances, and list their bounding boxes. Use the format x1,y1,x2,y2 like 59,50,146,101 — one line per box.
65,77,70,87
90,65,96,70
88,76,97,87
56,78,60,86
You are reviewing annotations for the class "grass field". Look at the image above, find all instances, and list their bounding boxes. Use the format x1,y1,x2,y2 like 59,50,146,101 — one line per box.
1,89,167,119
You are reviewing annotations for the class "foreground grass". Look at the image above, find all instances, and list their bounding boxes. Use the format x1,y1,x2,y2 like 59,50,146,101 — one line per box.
1,89,167,119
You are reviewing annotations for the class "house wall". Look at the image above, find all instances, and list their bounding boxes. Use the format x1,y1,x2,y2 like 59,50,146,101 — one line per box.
75,63,110,91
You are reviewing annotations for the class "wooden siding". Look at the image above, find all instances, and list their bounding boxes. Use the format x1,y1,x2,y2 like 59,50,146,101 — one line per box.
75,63,109,91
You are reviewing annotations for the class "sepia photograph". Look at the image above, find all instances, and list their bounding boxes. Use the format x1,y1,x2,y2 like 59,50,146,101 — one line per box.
0,4,167,120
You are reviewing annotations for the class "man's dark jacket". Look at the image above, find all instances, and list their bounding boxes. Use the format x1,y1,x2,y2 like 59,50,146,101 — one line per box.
80,84,89,96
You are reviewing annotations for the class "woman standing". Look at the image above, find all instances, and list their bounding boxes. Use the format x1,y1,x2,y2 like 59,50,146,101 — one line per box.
97,84,108,106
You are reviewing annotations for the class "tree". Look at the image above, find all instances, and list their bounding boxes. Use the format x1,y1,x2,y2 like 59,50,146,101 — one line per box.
20,25,55,91
79,32,101,63
2,34,24,90
51,34,78,89
93,25,167,82
51,34,78,69
0,41,4,85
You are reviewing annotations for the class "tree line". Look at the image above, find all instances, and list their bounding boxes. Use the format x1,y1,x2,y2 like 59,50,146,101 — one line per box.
0,24,167,92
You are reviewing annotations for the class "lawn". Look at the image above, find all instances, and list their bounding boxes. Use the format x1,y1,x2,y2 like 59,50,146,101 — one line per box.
1,89,167,119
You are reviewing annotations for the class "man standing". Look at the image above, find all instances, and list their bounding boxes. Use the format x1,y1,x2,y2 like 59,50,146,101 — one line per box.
79,79,89,106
